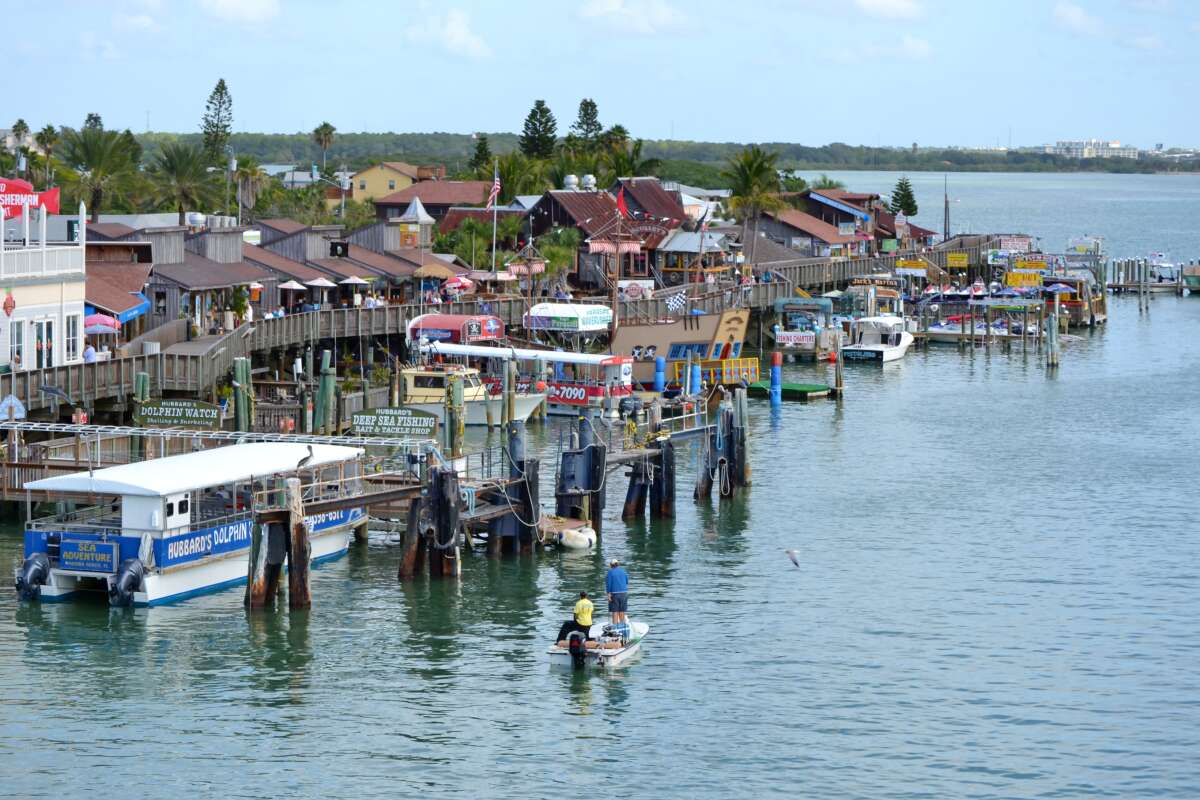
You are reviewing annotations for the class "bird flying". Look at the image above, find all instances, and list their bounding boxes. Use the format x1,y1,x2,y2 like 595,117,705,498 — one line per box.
784,549,800,568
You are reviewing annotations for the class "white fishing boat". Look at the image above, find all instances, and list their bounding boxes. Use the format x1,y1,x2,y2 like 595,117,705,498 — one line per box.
15,443,366,606
841,316,913,363
400,363,546,425
548,619,649,670
924,317,1040,344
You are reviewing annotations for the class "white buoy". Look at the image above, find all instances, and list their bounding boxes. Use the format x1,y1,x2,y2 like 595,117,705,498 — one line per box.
557,527,597,550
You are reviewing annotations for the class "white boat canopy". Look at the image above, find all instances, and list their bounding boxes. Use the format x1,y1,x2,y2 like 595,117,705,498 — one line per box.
524,303,613,332
24,442,363,497
852,316,906,332
420,341,631,366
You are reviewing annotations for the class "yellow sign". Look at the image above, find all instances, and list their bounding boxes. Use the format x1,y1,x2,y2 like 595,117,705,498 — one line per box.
1005,270,1043,288
1014,260,1045,271
947,252,968,268
896,259,925,269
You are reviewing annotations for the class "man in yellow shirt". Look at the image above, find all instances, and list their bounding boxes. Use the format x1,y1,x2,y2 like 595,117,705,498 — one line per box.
557,591,594,644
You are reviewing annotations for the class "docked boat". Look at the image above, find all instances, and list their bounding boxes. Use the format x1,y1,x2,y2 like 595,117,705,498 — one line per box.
400,362,546,424
15,443,366,606
548,619,649,670
770,297,841,360
1184,264,1200,294
925,316,1039,344
841,316,913,363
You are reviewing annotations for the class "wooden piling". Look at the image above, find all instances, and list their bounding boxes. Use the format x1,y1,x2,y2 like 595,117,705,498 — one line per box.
650,439,676,518
398,496,428,581
622,459,649,519
285,477,311,609
245,521,271,609
428,467,461,579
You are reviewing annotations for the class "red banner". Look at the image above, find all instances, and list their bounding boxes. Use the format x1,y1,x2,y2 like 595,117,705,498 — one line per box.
0,178,60,220
481,378,631,407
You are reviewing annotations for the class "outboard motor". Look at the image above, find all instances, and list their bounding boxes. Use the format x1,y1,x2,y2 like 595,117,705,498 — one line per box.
15,553,50,600
567,631,588,670
618,396,641,420
108,559,145,608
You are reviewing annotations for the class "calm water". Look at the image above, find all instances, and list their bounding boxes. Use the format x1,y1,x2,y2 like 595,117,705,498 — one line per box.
2,174,1199,798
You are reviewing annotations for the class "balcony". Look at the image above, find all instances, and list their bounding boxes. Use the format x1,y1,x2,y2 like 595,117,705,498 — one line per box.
0,243,85,280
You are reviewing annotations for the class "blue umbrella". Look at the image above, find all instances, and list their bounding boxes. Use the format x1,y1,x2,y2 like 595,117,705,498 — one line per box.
85,324,120,335
1044,283,1073,294
996,287,1020,297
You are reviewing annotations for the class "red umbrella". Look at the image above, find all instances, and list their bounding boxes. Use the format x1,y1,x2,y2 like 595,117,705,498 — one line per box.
85,313,120,329
443,276,474,291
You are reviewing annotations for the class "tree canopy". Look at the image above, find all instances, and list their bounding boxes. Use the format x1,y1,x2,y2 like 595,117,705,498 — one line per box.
201,78,233,164
889,175,918,217
519,100,557,159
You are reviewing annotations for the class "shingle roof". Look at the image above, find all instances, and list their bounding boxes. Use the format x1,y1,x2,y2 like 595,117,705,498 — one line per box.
85,262,152,314
243,243,327,282
86,222,137,240
381,161,420,179
386,248,469,275
439,206,526,234
544,191,621,237
375,181,491,207
308,257,377,281
345,244,416,278
615,178,686,223
152,252,274,289
813,189,878,206
257,218,308,236
766,208,856,244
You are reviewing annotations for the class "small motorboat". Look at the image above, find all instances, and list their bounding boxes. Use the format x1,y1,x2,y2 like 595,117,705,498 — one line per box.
548,619,649,670
841,316,913,363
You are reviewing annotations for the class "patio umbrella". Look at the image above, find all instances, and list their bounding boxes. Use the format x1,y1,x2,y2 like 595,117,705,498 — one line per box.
305,277,337,288
278,279,306,291
247,282,264,290
1044,283,1073,294
85,313,120,329
339,276,370,286
443,275,474,291
85,324,119,336
996,287,1021,297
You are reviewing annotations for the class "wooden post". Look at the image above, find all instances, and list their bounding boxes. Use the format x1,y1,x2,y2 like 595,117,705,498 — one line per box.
622,459,649,520
650,439,676,518
398,496,427,581
285,477,311,609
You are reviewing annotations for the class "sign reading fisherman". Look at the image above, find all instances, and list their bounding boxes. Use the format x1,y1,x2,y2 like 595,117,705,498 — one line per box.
352,406,438,437
133,399,221,430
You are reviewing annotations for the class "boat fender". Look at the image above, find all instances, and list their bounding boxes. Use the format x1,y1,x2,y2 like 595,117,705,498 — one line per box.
15,553,50,600
557,526,596,551
108,559,146,608
567,631,588,670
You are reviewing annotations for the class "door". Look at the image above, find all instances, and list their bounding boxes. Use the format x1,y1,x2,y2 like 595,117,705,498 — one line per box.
34,319,54,369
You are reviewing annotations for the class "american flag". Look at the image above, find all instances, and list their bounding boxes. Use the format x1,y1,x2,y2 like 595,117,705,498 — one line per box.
486,163,501,209
665,291,688,313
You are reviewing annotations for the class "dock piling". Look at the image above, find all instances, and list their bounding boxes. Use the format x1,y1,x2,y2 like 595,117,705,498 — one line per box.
285,477,312,609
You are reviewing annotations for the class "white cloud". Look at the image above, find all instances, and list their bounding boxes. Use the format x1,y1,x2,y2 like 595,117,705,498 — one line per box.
849,34,930,62
1054,2,1103,36
1130,33,1163,49
114,13,160,31
853,0,921,19
198,0,280,24
578,0,681,35
407,8,491,59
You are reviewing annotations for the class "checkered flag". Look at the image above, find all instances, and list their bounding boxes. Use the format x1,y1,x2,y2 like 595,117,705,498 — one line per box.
665,291,688,313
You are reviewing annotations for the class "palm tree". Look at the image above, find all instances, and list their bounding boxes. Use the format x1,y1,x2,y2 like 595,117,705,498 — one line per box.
312,122,336,171
34,125,60,184
60,127,138,222
722,145,784,265
604,139,661,181
152,142,217,225
495,151,548,204
811,173,845,190
233,155,268,218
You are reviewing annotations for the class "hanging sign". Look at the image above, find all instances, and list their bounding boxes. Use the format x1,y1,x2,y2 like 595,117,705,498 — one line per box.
0,178,60,220
352,406,438,437
133,399,221,430
946,252,969,268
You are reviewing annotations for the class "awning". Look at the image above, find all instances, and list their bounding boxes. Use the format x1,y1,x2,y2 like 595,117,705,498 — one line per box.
85,292,151,324
810,192,871,221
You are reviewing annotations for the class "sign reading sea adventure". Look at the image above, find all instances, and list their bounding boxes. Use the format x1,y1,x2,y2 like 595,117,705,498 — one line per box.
133,399,221,430
352,407,438,437
946,252,969,268
0,178,61,220
59,538,119,572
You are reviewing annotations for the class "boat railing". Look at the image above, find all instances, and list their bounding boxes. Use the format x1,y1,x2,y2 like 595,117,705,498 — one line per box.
27,508,253,540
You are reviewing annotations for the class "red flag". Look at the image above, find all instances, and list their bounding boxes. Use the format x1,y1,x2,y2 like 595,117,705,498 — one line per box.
0,178,59,220
616,186,629,218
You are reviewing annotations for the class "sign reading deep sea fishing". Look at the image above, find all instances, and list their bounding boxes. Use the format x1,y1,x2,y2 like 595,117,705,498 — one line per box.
0,178,60,220
352,407,438,437
946,252,969,268
133,399,221,430
59,538,119,572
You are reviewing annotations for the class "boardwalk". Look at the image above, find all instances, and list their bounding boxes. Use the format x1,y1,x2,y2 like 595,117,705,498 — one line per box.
0,245,987,413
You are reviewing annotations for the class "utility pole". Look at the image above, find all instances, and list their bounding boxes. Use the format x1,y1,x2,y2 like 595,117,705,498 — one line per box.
942,174,950,243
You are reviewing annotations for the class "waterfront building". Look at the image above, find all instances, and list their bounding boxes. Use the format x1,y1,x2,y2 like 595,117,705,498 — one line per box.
375,181,492,221
1044,140,1139,159
0,205,87,371
348,162,446,207
758,208,862,258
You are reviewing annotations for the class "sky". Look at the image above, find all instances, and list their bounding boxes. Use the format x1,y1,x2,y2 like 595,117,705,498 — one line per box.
6,0,1197,148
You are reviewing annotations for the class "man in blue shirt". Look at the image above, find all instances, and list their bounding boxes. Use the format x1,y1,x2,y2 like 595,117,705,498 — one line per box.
605,559,630,624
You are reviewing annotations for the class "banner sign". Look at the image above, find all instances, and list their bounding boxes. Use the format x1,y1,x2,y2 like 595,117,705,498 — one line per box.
895,267,927,277
152,509,363,570
59,538,119,572
1005,270,1043,288
134,399,221,430
851,276,900,288
999,236,1032,253
352,406,438,437
482,378,632,406
946,252,969,268
0,178,60,220
775,331,816,346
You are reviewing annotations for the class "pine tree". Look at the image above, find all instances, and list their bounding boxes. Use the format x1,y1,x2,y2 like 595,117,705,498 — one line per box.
469,134,492,172
519,100,557,159
201,78,234,164
889,176,918,217
569,98,602,148
83,113,103,130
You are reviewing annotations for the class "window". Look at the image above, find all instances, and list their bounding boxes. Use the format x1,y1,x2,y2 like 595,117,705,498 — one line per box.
66,314,82,361
154,291,167,316
666,343,708,360
359,180,366,190
388,179,396,190
413,375,444,389
177,498,189,515
9,320,23,368
165,502,175,516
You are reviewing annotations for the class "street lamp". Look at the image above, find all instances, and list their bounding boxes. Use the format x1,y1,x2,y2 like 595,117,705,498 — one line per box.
311,163,349,219
225,145,236,220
